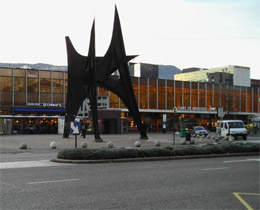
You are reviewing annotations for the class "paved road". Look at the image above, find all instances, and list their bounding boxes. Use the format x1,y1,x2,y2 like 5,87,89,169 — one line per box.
0,133,259,209
1,155,259,210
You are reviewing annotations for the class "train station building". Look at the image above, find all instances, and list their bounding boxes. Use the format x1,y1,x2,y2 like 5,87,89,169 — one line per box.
0,65,259,135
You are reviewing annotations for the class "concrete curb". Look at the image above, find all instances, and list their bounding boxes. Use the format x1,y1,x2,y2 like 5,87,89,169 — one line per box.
51,152,260,164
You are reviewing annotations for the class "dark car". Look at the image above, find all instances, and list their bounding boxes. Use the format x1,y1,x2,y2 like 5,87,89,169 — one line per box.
192,126,209,136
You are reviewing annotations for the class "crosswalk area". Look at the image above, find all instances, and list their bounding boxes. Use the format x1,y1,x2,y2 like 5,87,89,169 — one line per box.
0,160,69,169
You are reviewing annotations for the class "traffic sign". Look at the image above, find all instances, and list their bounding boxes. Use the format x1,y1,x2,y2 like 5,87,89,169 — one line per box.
70,121,81,135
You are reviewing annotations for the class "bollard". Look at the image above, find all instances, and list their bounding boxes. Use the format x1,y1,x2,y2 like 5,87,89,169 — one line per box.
50,141,57,149
107,141,113,148
135,141,141,147
81,142,88,148
154,141,161,147
20,142,27,149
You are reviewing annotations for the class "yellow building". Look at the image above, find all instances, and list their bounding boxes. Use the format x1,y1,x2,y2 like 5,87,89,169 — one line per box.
174,65,250,87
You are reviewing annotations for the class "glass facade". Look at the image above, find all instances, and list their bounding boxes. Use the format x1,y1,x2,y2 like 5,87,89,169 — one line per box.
0,67,259,134
0,68,66,111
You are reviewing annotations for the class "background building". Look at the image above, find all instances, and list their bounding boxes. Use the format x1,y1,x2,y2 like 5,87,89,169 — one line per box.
129,63,181,80
174,65,250,87
0,66,259,135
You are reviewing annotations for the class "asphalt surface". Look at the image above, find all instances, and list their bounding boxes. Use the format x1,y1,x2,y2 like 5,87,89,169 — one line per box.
1,155,259,210
0,133,259,210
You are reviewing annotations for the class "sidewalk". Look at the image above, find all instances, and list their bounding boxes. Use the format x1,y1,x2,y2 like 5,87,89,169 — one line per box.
1,132,259,154
0,132,218,154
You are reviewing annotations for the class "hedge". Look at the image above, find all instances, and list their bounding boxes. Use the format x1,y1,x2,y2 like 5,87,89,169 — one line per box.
57,142,260,160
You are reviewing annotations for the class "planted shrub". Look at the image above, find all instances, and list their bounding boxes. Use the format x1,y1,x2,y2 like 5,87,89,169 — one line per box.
172,146,200,156
58,148,93,160
138,148,173,157
57,142,260,160
119,148,139,159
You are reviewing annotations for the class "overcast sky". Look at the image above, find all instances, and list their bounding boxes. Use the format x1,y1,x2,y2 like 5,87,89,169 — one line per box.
1,0,259,79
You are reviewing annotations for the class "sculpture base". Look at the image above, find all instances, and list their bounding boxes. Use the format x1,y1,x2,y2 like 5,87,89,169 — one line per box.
94,138,103,142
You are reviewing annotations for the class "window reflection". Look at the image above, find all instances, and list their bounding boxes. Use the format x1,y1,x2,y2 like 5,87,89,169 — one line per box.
53,94,63,104
109,92,119,108
27,70,38,78
40,93,51,103
14,69,25,77
149,79,157,109
0,92,12,105
40,79,51,93
14,77,25,91
140,83,148,109
27,78,39,92
0,77,12,91
53,79,63,93
53,71,63,79
175,81,182,107
199,83,205,107
40,71,51,78
0,68,12,76
28,93,39,103
14,92,26,106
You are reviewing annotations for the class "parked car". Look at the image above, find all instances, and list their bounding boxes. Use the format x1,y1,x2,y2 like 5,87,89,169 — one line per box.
192,126,209,136
216,120,247,140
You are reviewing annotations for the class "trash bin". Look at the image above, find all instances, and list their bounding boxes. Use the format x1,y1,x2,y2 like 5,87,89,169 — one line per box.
186,130,191,141
180,128,186,137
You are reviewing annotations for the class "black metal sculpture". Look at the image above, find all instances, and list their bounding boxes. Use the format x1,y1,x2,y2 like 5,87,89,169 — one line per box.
63,6,148,140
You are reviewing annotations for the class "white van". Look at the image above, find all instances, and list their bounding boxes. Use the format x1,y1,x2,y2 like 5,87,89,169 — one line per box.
216,120,247,140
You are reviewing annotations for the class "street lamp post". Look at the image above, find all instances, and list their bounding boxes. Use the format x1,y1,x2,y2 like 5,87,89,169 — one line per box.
173,107,177,145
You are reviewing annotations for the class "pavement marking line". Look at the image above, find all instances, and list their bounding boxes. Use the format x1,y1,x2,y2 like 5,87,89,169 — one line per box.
202,167,229,171
233,192,260,210
223,158,260,163
0,160,72,169
27,179,80,185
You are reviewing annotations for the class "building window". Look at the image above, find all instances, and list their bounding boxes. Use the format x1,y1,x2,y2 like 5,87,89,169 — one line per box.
53,94,63,104
167,80,174,110
27,78,39,92
28,93,39,103
149,79,157,109
40,71,51,79
0,77,12,91
27,70,38,78
140,79,148,109
53,79,63,93
52,71,63,79
14,92,26,106
40,78,51,93
14,69,25,77
14,77,25,92
158,79,165,109
0,68,12,76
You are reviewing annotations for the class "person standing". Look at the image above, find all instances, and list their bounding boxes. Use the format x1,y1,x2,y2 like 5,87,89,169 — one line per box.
81,124,86,138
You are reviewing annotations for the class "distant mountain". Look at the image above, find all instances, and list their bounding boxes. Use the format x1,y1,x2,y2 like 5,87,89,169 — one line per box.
0,63,182,80
158,64,182,80
0,63,67,71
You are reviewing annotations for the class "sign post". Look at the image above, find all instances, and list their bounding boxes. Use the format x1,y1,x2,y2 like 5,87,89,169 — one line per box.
70,121,81,148
173,107,177,145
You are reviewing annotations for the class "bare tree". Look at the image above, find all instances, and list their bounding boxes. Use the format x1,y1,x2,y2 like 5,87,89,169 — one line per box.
221,85,234,118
